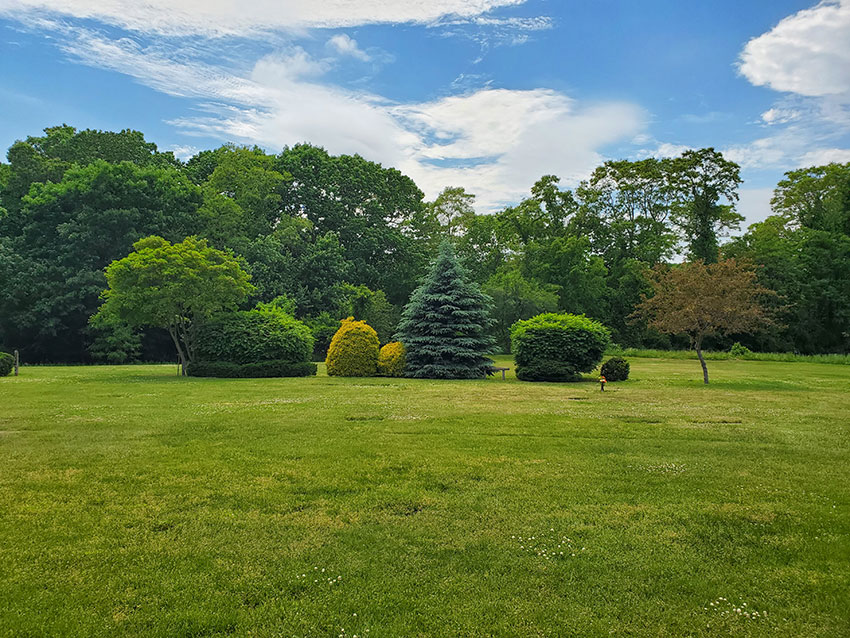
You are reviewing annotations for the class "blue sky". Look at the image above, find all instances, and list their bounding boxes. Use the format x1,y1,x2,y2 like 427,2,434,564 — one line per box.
2,0,850,228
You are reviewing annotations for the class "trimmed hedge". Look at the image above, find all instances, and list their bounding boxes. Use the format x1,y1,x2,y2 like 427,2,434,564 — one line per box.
600,356,630,381
0,352,13,377
188,360,317,378
511,313,610,382
326,317,379,377
378,342,406,377
195,309,314,365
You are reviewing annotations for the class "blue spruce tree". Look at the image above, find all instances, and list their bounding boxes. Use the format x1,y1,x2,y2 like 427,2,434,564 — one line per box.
396,242,495,378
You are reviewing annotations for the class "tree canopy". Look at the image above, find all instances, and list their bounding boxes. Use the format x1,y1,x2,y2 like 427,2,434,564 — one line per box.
636,259,776,383
1,124,848,362
93,235,253,374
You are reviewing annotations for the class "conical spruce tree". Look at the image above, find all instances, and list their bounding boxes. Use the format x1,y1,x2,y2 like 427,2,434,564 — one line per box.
396,241,495,379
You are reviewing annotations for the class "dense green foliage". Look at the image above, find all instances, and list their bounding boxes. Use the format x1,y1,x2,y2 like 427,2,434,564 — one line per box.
93,235,253,374
2,358,849,636
325,318,380,377
0,351,13,376
482,269,559,353
396,242,495,379
600,356,630,381
1,125,848,361
511,313,610,381
194,307,314,366
187,360,317,378
377,341,406,377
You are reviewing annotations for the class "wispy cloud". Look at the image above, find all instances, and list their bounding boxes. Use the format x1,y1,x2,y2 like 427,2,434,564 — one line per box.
0,0,530,37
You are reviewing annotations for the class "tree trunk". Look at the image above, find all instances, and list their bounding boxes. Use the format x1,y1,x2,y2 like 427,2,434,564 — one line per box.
695,337,709,384
167,324,188,376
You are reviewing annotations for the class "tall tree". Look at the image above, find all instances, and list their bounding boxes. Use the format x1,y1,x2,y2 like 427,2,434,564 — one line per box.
276,144,427,304
0,161,202,361
1,125,180,215
428,186,476,238
771,162,850,234
575,158,677,266
396,242,494,378
93,236,253,375
636,259,776,383
670,148,743,263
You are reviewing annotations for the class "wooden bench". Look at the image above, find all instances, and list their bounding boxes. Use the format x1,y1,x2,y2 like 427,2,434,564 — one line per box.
491,366,510,380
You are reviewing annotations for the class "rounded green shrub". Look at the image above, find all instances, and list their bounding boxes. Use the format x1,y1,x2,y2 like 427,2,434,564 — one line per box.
729,342,752,358
378,342,406,377
600,356,630,381
194,308,314,365
0,352,14,377
326,317,379,377
511,313,610,382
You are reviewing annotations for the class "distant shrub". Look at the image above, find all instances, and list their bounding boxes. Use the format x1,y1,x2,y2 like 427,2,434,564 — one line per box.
378,342,406,377
326,317,380,377
194,307,314,365
188,360,317,378
601,356,630,381
729,342,752,358
511,313,610,382
0,352,13,377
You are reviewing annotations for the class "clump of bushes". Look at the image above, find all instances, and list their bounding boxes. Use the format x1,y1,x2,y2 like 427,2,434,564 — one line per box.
190,306,316,378
326,317,380,377
0,352,14,377
511,313,610,382
600,356,630,381
195,307,314,364
729,342,752,358
378,342,406,377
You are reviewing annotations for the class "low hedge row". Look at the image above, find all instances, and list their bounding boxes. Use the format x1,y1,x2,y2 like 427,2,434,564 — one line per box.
187,360,317,378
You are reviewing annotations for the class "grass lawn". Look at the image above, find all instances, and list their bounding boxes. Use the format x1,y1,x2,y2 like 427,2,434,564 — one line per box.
1,357,848,637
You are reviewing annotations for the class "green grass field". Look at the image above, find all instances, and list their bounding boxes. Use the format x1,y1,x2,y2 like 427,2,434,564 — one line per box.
1,357,849,637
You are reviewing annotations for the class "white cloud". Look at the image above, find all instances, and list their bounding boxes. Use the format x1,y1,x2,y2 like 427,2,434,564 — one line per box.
394,91,645,209
798,147,850,165
0,0,528,37
733,2,850,171
52,31,645,210
327,34,370,61
634,142,692,159
739,0,850,99
737,187,775,227
760,107,802,125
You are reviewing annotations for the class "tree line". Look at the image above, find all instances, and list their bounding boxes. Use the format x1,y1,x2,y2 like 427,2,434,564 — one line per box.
0,124,848,362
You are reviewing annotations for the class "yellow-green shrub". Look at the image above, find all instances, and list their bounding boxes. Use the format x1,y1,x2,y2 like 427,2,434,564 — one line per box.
378,342,406,377
325,317,379,377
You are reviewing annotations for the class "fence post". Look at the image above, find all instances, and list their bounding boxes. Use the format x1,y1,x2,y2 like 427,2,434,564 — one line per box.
14,350,19,376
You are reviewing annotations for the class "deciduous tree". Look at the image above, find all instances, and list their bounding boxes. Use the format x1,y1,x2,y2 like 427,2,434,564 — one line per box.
93,236,253,375
636,259,776,383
